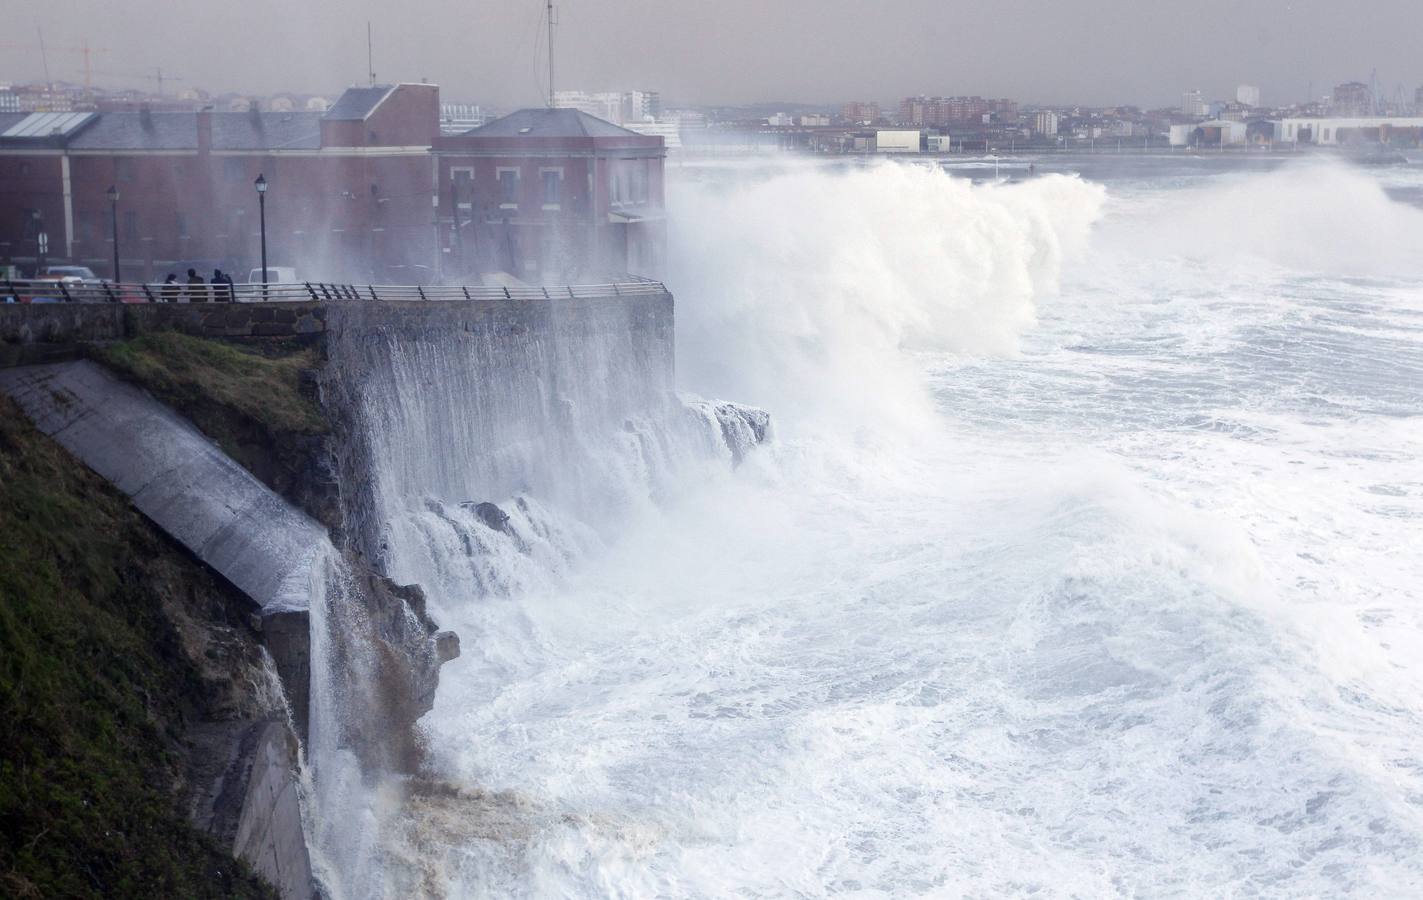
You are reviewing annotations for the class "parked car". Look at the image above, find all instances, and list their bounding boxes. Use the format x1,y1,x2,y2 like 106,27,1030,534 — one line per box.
43,265,99,282
248,266,298,284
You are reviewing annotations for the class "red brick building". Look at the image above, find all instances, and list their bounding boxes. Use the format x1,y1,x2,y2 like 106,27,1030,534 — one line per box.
435,108,666,282
0,85,665,284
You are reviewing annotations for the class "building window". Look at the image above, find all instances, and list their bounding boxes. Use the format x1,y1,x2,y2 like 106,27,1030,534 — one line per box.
611,174,622,206
497,168,519,207
18,162,30,176
450,167,474,209
541,168,562,207
631,163,647,204
225,158,246,182
176,213,190,239
123,211,138,241
115,157,135,183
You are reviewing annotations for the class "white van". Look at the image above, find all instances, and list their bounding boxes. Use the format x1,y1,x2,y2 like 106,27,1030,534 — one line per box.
248,266,298,283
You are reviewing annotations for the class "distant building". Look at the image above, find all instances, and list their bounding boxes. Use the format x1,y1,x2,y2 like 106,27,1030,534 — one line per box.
1181,90,1207,118
766,112,793,127
440,103,491,135
0,89,18,113
1236,85,1261,108
1276,116,1423,146
1033,110,1059,136
897,96,1014,127
927,133,954,152
14,84,77,113
798,114,830,127
1330,82,1373,116
1415,86,1423,112
1170,120,1247,146
624,119,682,151
624,90,661,123
875,129,921,152
1219,102,1252,123
552,90,660,126
839,101,880,124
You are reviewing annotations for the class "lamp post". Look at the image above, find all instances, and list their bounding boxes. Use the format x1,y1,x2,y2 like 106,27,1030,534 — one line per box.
107,185,120,282
254,173,268,294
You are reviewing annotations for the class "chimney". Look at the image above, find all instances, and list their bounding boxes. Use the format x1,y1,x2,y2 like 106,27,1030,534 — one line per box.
197,105,214,155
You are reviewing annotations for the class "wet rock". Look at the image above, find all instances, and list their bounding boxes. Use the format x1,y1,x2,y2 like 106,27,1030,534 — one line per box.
435,630,461,664
463,500,512,535
711,402,772,464
322,565,459,774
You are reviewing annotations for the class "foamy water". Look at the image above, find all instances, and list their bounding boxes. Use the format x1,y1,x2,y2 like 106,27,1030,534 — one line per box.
348,156,1423,897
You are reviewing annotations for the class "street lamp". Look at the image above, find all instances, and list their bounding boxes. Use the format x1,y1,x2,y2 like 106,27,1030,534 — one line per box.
254,173,268,290
107,185,120,281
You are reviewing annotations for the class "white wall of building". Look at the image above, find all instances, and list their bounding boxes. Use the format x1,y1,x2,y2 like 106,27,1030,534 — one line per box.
1275,117,1423,145
875,130,921,152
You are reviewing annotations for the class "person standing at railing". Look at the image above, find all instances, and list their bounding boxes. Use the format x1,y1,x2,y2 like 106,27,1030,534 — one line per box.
212,269,232,303
162,273,180,303
186,268,207,303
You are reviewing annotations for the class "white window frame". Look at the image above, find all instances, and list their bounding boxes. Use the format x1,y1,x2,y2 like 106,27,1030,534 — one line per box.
450,166,475,212
496,166,520,209
539,166,563,210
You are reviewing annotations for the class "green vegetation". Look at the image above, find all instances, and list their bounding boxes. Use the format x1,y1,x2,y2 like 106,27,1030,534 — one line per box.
96,331,326,439
0,395,276,899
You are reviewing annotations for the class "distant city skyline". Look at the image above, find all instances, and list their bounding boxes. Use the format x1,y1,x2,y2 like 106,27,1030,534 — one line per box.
4,0,1421,109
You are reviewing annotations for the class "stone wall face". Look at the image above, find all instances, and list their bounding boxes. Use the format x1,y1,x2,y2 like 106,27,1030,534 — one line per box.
0,302,329,364
1,296,673,366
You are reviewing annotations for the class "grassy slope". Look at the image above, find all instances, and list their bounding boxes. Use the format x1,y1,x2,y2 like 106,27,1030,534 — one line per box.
0,394,275,899
95,331,326,444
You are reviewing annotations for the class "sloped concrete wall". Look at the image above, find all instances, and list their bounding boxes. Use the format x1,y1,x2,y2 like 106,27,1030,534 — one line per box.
0,360,323,898
0,361,328,614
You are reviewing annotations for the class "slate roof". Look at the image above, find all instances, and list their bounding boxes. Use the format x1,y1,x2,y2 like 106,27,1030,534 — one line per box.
0,111,325,151
323,85,395,121
463,108,645,139
66,112,196,150
212,112,322,150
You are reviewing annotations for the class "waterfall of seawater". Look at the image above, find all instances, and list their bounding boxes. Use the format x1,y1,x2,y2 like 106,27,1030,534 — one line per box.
299,298,760,897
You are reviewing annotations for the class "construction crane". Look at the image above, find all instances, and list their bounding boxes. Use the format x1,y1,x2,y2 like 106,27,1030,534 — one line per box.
0,38,110,94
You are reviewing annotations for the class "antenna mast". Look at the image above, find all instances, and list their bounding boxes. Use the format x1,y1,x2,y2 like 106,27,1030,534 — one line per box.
367,21,376,86
546,0,555,107
36,25,52,90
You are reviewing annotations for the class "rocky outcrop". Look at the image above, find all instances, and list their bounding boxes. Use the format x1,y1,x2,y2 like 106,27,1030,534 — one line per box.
320,563,460,774
683,397,773,465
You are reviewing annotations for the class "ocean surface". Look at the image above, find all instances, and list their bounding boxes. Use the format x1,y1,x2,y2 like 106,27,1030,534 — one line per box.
333,153,1423,897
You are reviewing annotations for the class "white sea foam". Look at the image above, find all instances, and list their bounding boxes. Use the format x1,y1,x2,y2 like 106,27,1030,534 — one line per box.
335,157,1423,897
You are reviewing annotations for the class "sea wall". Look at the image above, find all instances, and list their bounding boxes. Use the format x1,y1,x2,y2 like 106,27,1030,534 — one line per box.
0,289,675,898
321,294,675,564
0,302,328,366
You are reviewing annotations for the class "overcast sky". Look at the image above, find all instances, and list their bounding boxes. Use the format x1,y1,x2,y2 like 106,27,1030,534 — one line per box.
6,0,1421,109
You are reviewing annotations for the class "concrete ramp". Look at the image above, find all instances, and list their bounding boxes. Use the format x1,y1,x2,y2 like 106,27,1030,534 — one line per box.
0,360,327,614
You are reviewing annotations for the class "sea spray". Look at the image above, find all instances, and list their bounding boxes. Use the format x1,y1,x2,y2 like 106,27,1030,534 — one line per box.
315,157,1423,896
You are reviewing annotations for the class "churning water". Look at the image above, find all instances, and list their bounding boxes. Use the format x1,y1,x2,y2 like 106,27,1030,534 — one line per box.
335,155,1423,897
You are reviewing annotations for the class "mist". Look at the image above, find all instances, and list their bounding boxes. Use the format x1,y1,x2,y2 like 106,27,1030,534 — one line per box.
6,0,1421,107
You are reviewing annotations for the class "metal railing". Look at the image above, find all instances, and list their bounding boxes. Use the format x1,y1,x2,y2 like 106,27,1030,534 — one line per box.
1,278,669,305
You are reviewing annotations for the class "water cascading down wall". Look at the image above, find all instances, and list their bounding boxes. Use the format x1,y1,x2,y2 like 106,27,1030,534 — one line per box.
307,290,749,893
